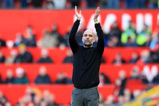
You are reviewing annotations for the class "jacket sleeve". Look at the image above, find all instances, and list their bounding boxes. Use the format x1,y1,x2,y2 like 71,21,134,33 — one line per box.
69,20,80,54
95,23,104,55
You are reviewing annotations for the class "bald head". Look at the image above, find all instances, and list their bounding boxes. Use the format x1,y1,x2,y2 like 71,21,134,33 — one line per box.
82,29,97,48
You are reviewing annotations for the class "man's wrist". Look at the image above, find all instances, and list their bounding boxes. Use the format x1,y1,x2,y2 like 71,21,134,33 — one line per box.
94,19,99,24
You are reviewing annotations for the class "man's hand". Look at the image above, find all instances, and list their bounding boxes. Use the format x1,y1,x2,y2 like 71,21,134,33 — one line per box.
94,7,100,23
75,6,82,20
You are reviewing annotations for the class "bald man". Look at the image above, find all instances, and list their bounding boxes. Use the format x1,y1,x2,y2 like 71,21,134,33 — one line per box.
69,6,104,106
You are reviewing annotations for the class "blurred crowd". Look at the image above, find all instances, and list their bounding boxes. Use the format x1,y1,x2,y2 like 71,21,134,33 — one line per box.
0,0,159,9
1,20,159,49
1,20,159,64
98,65,159,106
0,66,71,84
0,65,159,105
0,88,61,106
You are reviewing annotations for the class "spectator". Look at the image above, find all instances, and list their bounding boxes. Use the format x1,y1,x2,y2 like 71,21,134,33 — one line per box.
40,30,57,48
20,0,28,8
42,90,59,106
50,24,65,47
5,49,17,64
104,95,114,106
55,72,68,84
140,50,152,63
4,0,14,8
113,53,126,65
107,0,120,9
44,0,54,9
16,87,35,106
37,49,53,63
5,69,15,84
149,0,158,8
123,89,133,102
53,0,66,9
99,72,111,86
0,0,2,8
118,70,127,91
99,0,107,8
14,44,33,63
121,20,136,45
153,72,159,84
150,32,159,50
135,0,147,8
129,52,139,63
124,36,137,47
136,24,151,46
109,21,121,42
23,26,37,47
63,49,73,63
34,95,41,106
107,36,121,47
35,66,51,84
70,0,80,8
13,33,26,47
0,38,6,47
31,0,43,8
129,66,140,79
0,91,10,105
86,0,97,8
124,0,136,8
0,51,5,63
14,67,29,84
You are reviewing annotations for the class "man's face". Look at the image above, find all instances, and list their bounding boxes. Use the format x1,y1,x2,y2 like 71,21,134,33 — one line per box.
82,32,95,46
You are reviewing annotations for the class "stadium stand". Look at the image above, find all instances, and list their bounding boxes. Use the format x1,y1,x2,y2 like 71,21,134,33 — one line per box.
0,5,159,105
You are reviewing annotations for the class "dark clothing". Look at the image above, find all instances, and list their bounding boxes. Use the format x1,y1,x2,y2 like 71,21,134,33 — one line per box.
63,56,73,63
55,78,68,84
37,57,53,63
86,0,97,8
14,77,28,84
5,77,15,84
0,56,5,63
70,0,81,8
31,0,43,8
0,75,3,83
129,58,139,63
14,51,33,63
35,75,51,84
109,27,121,40
153,74,159,84
69,20,104,89
0,39,6,47
24,35,37,47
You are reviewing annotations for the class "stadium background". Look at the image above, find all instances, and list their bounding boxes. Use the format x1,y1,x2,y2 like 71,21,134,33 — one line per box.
0,0,159,106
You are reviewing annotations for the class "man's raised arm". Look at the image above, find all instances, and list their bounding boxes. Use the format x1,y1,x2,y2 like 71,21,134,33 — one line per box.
94,7,104,55
69,6,82,54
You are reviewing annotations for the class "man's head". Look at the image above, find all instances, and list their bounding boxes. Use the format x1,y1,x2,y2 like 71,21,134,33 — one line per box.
39,66,47,76
41,49,48,58
18,44,27,54
82,29,96,48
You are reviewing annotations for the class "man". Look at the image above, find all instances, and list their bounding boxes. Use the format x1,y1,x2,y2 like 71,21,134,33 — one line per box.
69,6,104,106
